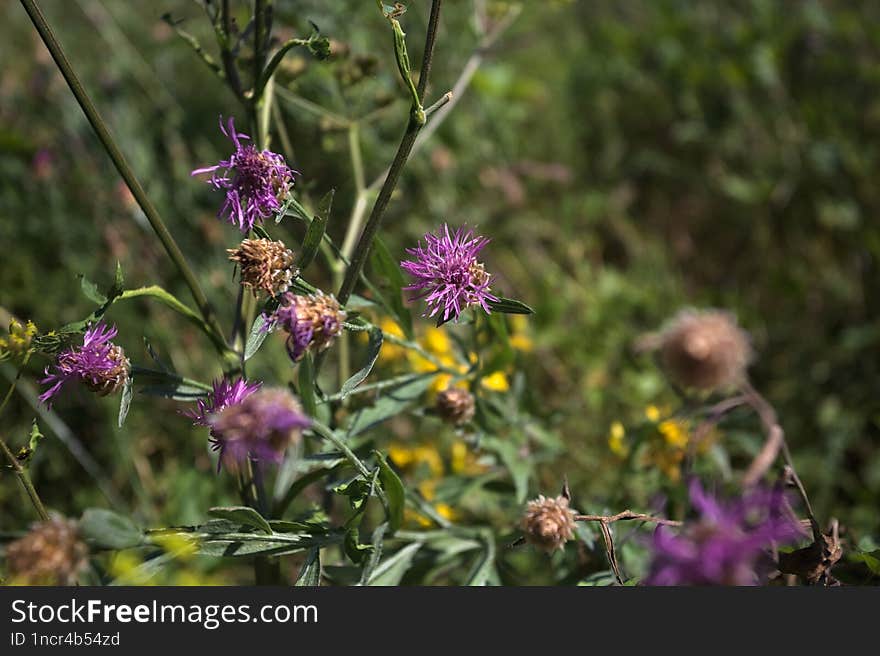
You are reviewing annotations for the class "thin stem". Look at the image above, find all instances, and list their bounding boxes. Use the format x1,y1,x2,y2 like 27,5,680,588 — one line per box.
0,435,50,522
335,0,443,308
19,0,228,351
308,420,388,507
219,0,245,102
574,511,682,527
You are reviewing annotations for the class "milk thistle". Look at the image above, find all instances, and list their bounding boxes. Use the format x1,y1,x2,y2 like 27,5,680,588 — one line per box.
192,116,295,232
401,224,498,322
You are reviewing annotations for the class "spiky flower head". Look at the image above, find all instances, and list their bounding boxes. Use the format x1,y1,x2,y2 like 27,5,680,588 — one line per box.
192,116,295,232
270,291,346,362
644,479,803,586
228,238,297,297
5,517,88,585
435,387,475,425
39,322,129,407
208,388,310,471
658,309,752,391
521,494,577,553
182,377,262,432
401,224,498,322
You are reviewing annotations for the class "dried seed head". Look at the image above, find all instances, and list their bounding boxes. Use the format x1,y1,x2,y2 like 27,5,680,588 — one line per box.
435,387,475,425
5,517,88,585
521,494,576,553
658,309,752,391
273,291,346,362
228,238,296,297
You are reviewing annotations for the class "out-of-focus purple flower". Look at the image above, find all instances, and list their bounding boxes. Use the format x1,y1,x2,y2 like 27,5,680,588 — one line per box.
644,479,804,586
39,322,129,407
269,291,346,362
208,388,310,471
192,116,295,232
181,377,262,429
400,224,498,322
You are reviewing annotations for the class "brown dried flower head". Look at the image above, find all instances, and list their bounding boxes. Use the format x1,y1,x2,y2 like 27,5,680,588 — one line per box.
228,238,296,297
521,494,576,553
658,309,752,391
5,517,88,585
435,387,475,425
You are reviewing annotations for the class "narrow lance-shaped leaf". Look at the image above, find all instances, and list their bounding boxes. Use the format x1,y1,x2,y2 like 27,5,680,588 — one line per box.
298,352,318,417
244,312,271,362
369,236,414,339
374,450,405,534
207,506,273,534
488,297,534,315
297,189,333,271
339,328,383,399
118,374,134,428
294,547,322,586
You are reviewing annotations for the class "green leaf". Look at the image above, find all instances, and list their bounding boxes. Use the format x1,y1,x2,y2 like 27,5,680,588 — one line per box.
79,274,108,305
244,313,271,361
110,261,125,301
367,542,422,586
297,190,333,270
252,224,272,240
27,420,44,453
194,533,339,558
295,547,322,586
339,328,383,399
488,297,534,315
852,549,880,575
344,527,374,564
374,450,405,533
207,506,273,534
346,375,434,437
117,374,133,428
465,534,496,586
358,523,388,585
79,509,143,549
482,436,530,503
369,237,414,339
298,352,318,417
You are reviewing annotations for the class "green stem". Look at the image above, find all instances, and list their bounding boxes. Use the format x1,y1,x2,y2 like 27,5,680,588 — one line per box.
19,0,228,350
0,435,50,522
335,0,443,308
309,420,388,507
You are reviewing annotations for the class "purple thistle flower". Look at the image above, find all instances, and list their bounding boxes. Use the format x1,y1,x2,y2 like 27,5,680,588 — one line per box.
400,224,498,322
39,322,130,407
208,388,311,471
269,291,346,362
181,377,261,429
192,116,296,232
644,479,805,586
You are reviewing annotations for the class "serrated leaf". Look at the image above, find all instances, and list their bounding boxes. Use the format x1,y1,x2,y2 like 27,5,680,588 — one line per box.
79,275,108,305
339,328,383,399
79,509,143,549
244,313,271,361
346,375,434,437
295,547,322,586
117,375,133,428
367,542,422,586
207,506,273,534
297,190,333,270
488,297,534,315
374,450,405,533
370,237,413,339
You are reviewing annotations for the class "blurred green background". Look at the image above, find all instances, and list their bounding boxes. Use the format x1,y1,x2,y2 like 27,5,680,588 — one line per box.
1,0,878,583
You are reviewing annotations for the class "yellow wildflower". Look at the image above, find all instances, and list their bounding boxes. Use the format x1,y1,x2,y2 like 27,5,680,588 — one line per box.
508,315,533,352
608,421,629,457
434,503,459,522
152,533,197,561
481,371,510,392
388,443,443,477
658,419,689,449
0,319,37,362
450,440,489,475
645,404,661,422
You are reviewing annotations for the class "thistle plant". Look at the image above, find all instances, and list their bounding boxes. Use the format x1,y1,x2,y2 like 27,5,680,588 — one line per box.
1,0,862,590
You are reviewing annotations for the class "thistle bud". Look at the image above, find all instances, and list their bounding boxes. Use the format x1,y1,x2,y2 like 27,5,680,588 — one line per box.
5,517,88,585
435,387,475,425
521,494,576,553
228,238,296,297
658,309,752,391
